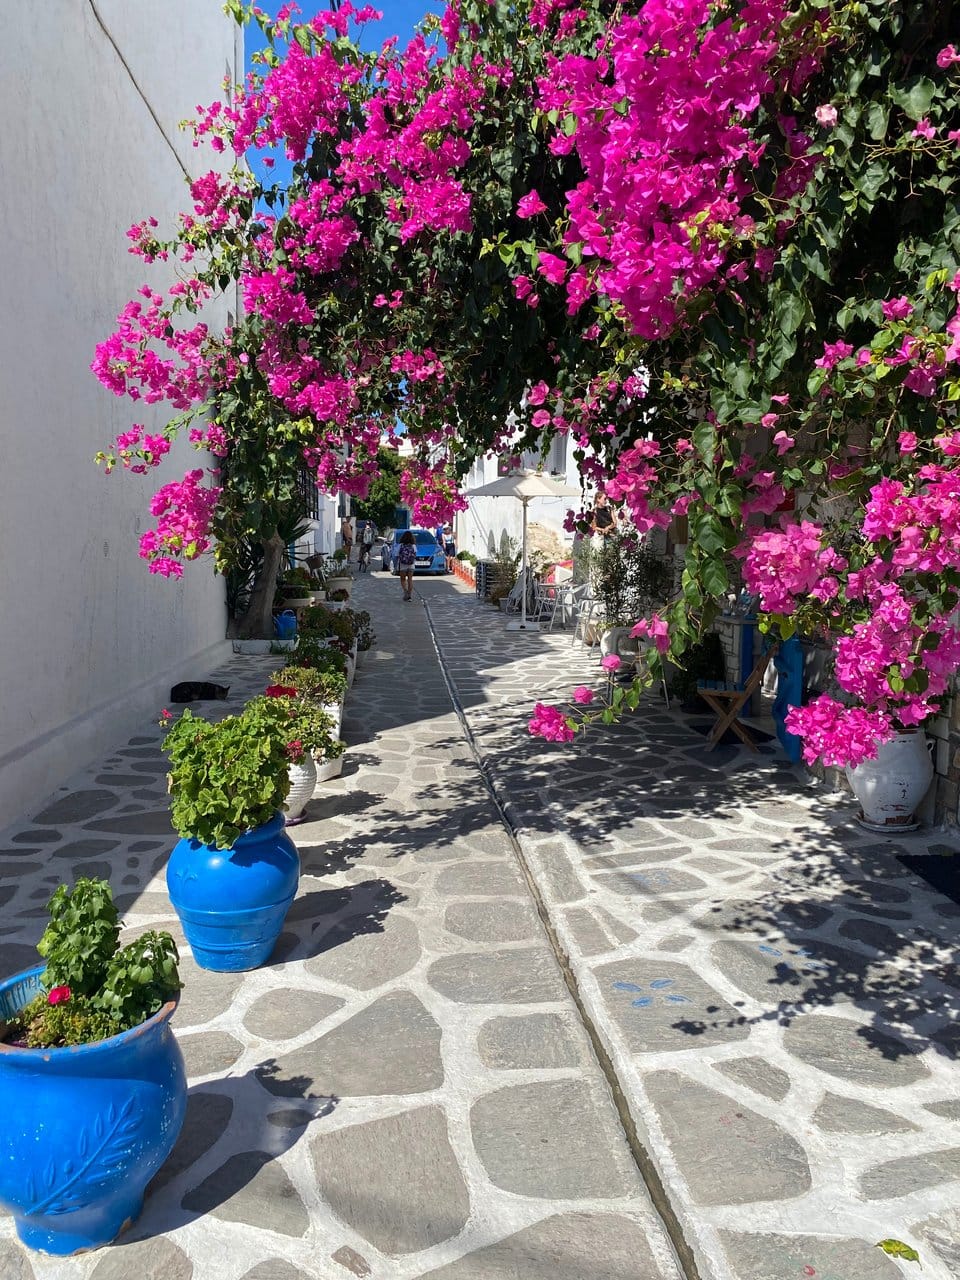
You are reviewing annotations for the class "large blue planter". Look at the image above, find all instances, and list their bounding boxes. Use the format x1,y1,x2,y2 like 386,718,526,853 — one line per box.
0,967,186,1255
166,811,300,972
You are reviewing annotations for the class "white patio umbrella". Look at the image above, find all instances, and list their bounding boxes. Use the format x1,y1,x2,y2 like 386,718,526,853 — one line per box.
467,470,582,629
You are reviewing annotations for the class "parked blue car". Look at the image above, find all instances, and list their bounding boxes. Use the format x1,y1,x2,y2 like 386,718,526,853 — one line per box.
388,528,448,574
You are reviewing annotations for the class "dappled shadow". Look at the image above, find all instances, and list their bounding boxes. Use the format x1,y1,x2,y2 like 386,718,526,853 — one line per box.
134,1067,338,1243
418,586,960,1068
273,878,407,965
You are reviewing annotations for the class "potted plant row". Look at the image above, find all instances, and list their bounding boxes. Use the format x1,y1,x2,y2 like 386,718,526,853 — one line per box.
157,598,373,975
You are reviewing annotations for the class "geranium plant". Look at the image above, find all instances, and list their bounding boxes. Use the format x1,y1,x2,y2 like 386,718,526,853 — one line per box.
162,700,295,848
1,879,180,1049
269,663,345,703
261,688,344,762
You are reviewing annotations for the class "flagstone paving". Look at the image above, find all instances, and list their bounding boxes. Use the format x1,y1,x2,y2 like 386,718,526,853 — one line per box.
422,575,960,1280
3,569,960,1279
0,574,682,1280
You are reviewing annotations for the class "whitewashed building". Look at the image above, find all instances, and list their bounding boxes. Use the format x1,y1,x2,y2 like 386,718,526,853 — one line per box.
0,2,240,827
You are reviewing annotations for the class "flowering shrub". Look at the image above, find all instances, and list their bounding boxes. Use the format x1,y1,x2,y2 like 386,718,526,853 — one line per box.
3,879,180,1049
93,0,960,768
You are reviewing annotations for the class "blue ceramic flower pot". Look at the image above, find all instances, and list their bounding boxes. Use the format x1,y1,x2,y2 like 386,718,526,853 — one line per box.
166,812,300,972
0,966,186,1255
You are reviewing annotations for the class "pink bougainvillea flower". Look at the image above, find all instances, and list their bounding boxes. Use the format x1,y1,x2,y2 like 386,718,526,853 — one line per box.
47,986,71,1006
937,44,960,67
529,702,575,742
814,104,837,127
814,340,854,370
571,685,595,704
913,119,936,140
517,190,547,218
773,431,795,455
537,252,567,285
631,614,670,653
760,412,779,429
904,366,938,396
882,296,913,321
601,654,622,672
898,431,918,454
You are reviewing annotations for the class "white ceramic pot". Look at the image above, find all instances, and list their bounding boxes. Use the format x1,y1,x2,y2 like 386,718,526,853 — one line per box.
845,730,934,832
326,576,352,596
283,755,318,825
321,702,343,738
599,626,639,660
314,755,344,782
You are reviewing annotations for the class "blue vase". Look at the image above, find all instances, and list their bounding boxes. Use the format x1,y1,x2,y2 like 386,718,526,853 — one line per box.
0,966,186,1255
166,812,300,972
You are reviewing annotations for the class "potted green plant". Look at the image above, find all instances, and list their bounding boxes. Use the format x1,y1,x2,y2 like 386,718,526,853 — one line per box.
325,548,353,597
276,566,313,608
350,609,376,665
271,661,347,734
259,686,341,822
161,699,301,972
0,878,185,1255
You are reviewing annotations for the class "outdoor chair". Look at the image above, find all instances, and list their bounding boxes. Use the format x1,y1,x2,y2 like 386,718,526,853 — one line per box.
571,588,598,648
697,641,779,751
533,579,579,631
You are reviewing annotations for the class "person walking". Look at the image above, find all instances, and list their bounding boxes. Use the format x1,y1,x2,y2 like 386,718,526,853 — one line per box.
442,524,457,573
359,519,376,572
340,514,354,562
397,529,416,601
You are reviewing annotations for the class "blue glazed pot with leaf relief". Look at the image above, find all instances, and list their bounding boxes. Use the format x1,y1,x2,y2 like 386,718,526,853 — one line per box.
0,966,186,1255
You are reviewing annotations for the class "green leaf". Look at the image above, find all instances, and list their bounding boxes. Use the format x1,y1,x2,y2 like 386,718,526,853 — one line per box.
890,77,937,122
701,558,729,598
865,100,889,140
875,1240,920,1264
692,423,716,460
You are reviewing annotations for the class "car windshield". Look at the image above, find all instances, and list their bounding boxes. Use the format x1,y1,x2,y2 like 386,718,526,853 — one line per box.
395,530,439,548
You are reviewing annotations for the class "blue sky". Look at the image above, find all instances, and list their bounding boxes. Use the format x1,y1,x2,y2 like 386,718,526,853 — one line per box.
244,2,438,186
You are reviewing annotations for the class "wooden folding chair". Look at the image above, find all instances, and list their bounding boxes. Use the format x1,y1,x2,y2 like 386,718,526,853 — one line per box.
697,641,779,751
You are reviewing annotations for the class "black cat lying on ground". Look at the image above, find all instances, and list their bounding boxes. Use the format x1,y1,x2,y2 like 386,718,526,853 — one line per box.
169,682,230,703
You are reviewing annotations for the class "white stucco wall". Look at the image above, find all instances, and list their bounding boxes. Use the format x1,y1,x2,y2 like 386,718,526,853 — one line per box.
0,2,240,827
458,439,588,565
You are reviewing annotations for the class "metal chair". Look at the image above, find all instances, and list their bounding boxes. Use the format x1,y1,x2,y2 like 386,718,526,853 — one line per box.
571,587,598,648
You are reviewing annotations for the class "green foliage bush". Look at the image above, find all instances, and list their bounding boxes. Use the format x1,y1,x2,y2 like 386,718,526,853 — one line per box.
7,879,181,1048
162,702,293,848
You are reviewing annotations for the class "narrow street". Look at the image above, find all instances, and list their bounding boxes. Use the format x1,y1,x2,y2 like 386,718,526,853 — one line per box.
1,570,958,1279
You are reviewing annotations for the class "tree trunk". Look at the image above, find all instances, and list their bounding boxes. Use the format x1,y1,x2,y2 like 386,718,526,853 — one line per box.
235,533,284,639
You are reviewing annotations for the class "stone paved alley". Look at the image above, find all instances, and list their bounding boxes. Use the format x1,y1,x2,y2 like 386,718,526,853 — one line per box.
1,571,959,1280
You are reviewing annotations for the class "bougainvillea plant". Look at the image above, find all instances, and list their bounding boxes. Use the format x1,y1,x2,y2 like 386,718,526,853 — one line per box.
94,0,960,767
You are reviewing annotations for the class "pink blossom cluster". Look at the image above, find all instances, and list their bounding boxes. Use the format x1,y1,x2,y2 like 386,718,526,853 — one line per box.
532,0,794,337
138,469,221,578
784,698,894,769
399,457,469,527
528,702,576,743
603,437,669,533
741,522,846,614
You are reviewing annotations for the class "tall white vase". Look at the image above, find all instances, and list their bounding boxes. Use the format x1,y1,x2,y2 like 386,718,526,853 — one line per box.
283,755,318,825
845,730,934,832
